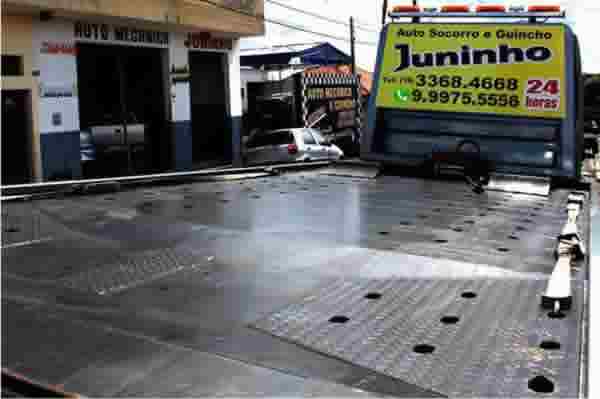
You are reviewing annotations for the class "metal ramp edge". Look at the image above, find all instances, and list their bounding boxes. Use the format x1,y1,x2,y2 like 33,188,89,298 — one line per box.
319,160,382,179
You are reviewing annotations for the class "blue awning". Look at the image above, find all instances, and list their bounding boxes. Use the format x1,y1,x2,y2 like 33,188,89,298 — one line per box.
240,43,351,68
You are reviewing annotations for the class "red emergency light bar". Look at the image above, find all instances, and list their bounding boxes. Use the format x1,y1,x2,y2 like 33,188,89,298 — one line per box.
388,3,564,19
440,4,470,12
528,5,562,12
391,5,421,12
476,4,507,12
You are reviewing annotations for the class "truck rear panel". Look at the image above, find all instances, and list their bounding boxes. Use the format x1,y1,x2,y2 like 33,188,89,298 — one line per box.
363,22,584,180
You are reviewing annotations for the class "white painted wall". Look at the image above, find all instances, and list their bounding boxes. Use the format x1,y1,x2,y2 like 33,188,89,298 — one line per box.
169,32,190,122
32,17,246,171
33,18,174,134
33,18,241,130
228,39,243,166
33,20,80,133
227,39,243,119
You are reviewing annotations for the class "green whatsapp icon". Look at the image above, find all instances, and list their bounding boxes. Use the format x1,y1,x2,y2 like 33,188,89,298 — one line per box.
394,87,411,103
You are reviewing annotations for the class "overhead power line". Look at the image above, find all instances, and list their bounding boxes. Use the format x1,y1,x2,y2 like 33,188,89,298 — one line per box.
241,42,325,51
190,0,378,46
266,19,378,46
265,0,379,33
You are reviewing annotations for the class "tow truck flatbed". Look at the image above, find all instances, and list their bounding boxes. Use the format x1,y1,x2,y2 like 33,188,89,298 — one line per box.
1,164,592,397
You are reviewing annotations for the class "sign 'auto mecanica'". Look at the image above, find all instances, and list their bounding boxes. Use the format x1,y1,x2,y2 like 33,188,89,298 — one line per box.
74,22,169,45
302,74,358,132
376,23,566,118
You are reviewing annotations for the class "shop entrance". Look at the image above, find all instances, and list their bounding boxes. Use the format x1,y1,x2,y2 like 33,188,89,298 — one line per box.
1,90,30,185
189,51,230,166
77,43,169,177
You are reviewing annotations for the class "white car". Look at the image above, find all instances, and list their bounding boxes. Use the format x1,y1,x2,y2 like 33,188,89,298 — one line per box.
244,128,343,165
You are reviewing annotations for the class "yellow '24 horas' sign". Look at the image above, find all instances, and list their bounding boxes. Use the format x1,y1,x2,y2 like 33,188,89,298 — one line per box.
375,24,566,118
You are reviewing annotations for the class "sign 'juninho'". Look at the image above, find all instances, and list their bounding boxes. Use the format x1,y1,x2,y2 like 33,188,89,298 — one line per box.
393,44,552,72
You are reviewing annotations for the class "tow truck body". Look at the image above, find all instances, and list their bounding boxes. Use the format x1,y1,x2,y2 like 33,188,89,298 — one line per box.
363,8,585,182
1,5,594,399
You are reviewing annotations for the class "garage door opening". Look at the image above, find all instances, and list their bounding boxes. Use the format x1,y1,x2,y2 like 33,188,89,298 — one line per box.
1,90,31,185
77,43,169,178
189,52,230,167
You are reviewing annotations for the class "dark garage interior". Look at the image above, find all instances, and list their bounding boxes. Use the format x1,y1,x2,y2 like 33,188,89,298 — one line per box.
1,90,30,185
76,43,169,177
189,51,230,166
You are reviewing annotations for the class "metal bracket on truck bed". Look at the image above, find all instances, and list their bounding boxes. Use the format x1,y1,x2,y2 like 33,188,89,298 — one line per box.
542,191,586,311
486,173,551,196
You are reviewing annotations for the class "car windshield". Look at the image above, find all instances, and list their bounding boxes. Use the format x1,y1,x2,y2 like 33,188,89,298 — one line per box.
247,131,294,148
309,129,327,144
301,130,316,145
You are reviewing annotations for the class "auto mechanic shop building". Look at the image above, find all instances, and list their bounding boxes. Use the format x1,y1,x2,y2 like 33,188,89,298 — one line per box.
1,0,264,184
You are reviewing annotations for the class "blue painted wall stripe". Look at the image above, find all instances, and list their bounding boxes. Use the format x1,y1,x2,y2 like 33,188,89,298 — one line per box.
172,120,193,171
40,131,82,181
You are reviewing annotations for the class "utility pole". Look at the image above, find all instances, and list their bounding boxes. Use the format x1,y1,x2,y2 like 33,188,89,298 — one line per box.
349,17,360,155
413,0,419,23
350,17,356,76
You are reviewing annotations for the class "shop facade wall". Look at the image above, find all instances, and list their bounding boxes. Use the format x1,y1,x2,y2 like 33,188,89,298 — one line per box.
3,0,264,36
32,17,243,178
1,14,42,182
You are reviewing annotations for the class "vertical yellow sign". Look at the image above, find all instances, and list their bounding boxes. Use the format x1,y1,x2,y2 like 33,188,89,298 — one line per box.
375,24,566,118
